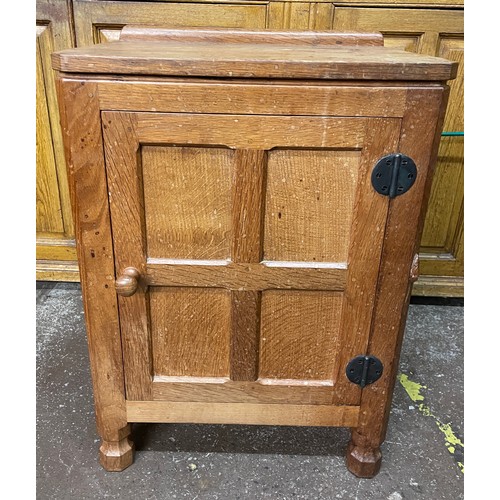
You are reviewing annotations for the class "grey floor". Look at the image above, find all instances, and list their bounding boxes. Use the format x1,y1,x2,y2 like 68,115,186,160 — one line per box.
36,283,463,499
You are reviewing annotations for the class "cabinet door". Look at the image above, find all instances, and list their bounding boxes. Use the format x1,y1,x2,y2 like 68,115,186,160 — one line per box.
73,0,268,46
102,111,401,407
332,7,464,296
36,0,78,280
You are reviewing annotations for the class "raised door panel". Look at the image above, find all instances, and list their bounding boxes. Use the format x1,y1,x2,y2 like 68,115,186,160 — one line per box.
36,1,78,280
102,108,401,406
419,37,464,281
332,7,464,296
73,0,269,46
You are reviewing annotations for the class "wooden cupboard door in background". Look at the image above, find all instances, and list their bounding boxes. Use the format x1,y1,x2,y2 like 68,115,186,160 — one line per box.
332,7,464,296
73,0,269,45
102,110,401,405
36,0,78,281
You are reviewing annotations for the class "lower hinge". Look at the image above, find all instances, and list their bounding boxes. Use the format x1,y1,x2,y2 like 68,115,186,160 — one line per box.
346,355,383,388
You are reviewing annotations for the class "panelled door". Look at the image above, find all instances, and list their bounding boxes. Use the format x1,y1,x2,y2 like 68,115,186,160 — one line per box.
103,111,401,407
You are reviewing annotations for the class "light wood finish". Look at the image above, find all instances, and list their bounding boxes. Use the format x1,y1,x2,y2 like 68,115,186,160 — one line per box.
332,6,464,295
152,380,333,404
36,260,80,282
142,146,233,260
73,0,268,46
264,150,359,262
260,291,343,381
36,0,76,280
96,81,410,118
146,261,347,290
53,40,457,81
120,25,384,46
54,28,454,475
127,401,360,427
346,87,447,478
55,78,132,471
150,287,232,377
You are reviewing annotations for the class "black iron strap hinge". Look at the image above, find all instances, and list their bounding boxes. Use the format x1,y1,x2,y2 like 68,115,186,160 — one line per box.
371,153,417,199
346,355,383,388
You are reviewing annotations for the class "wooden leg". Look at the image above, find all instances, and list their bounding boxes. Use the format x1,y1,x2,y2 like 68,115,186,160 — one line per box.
346,428,382,478
99,424,134,472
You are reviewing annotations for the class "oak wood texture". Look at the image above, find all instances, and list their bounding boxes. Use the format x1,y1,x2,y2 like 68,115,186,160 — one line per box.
36,0,77,280
53,38,457,81
346,87,447,478
119,25,384,46
54,28,454,475
100,107,399,410
55,78,132,470
332,6,464,295
126,401,360,427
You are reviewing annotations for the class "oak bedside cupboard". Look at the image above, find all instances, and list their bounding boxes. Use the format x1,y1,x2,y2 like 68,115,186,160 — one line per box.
52,27,457,478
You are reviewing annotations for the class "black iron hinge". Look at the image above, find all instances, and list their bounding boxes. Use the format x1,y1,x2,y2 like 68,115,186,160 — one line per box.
346,355,383,388
372,153,417,199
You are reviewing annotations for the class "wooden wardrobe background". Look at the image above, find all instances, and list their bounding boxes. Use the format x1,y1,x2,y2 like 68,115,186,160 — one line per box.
36,0,464,297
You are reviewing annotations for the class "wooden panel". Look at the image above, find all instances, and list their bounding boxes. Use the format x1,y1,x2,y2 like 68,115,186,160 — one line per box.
420,36,464,276
56,78,128,442
152,380,332,404
264,150,359,262
142,146,233,260
150,287,232,378
349,87,447,470
96,81,409,118
127,401,360,427
36,27,64,235
36,260,80,282
267,2,333,30
383,35,421,53
333,118,401,404
332,8,464,44
73,0,268,47
36,1,75,280
53,40,457,81
135,114,366,150
102,112,151,401
230,149,266,381
146,262,347,290
259,291,343,383
120,26,381,45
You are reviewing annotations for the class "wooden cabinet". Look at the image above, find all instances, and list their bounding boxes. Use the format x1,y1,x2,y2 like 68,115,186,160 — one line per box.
53,27,456,476
36,0,78,280
36,1,464,296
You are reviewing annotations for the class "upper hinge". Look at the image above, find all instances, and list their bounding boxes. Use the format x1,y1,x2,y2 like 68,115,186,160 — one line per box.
371,153,417,199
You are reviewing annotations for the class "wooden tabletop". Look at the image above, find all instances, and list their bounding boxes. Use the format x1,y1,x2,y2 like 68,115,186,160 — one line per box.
52,28,457,81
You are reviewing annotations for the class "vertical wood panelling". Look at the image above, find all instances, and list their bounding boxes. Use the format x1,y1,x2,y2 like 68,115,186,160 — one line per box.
102,112,152,401
36,0,77,280
230,149,267,382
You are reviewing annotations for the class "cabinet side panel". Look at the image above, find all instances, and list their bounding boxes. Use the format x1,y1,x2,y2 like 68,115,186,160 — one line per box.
56,78,128,442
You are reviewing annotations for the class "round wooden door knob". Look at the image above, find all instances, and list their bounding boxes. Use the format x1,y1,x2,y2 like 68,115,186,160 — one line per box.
115,267,141,297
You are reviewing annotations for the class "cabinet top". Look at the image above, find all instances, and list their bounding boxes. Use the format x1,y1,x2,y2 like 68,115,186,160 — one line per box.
52,27,457,82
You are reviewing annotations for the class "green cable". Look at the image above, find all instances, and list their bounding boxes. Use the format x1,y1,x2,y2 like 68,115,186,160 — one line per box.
441,132,464,136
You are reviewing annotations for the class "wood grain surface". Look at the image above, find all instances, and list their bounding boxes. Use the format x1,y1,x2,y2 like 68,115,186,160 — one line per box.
53,37,457,81
127,401,360,427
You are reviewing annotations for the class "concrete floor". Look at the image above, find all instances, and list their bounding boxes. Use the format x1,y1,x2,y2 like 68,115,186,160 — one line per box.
36,283,463,499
